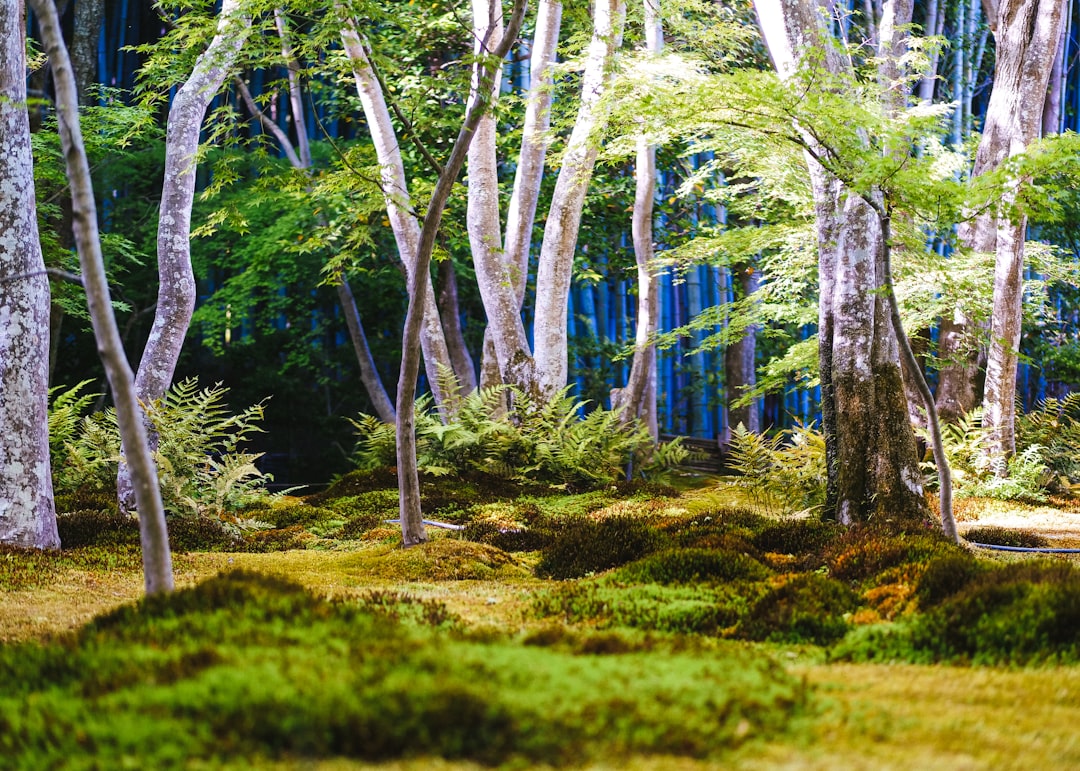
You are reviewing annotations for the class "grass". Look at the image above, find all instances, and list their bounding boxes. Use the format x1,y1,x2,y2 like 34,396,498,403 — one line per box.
7,479,1080,767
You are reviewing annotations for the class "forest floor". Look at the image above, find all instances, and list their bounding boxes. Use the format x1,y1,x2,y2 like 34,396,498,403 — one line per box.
4,477,1080,768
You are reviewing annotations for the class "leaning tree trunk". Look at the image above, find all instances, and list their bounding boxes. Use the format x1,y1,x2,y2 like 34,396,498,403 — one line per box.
339,19,462,412
755,0,929,525
394,0,529,546
118,0,250,511
979,0,1065,463
0,0,59,550
31,0,174,590
533,0,626,399
612,0,661,437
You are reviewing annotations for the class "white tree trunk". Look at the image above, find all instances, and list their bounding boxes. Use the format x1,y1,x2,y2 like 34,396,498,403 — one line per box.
339,19,459,411
979,0,1066,462
613,0,661,435
533,0,626,398
120,0,250,510
31,0,174,590
0,0,59,549
467,0,540,392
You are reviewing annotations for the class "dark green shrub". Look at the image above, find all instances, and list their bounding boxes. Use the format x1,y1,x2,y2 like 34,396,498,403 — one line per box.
56,510,139,548
536,516,670,579
54,486,118,514
752,519,843,557
611,548,771,585
462,522,553,552
736,573,860,645
963,526,1049,548
311,467,399,501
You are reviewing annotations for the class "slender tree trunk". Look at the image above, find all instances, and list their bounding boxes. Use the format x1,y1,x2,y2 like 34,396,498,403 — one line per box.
31,0,174,588
613,0,661,436
0,0,59,550
977,0,1066,463
1042,1,1067,137
533,0,626,399
118,0,250,511
337,280,396,422
723,266,760,438
436,258,478,394
918,0,941,102
339,19,460,412
395,0,529,546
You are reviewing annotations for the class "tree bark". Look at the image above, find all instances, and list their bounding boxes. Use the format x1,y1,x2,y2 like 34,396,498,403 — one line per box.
612,0,661,436
119,0,250,511
71,0,103,104
394,0,529,546
436,259,478,395
533,0,626,399
339,19,461,412
31,0,174,588
978,0,1066,462
723,265,760,439
755,0,929,525
0,0,60,550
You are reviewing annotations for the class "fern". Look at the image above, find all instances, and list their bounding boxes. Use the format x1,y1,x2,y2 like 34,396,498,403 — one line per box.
723,422,825,514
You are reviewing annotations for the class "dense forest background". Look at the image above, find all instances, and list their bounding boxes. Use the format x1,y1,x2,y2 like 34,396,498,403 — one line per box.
31,0,1080,488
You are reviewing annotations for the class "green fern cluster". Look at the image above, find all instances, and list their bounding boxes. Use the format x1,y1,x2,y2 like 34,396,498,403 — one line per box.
350,385,688,489
1016,393,1080,484
50,378,273,523
723,422,826,514
920,409,1050,502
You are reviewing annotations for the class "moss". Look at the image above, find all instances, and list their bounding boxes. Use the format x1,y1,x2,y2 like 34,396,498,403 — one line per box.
342,539,526,581
57,510,140,548
0,570,805,767
735,573,860,645
309,467,399,501
963,526,1050,548
0,545,149,591
168,517,243,552
825,528,959,584
240,525,310,553
751,519,844,560
610,548,771,585
536,515,670,579
54,486,119,514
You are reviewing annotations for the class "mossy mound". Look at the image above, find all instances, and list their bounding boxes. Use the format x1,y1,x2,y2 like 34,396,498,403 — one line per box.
343,539,527,581
823,527,960,584
57,509,140,548
0,544,148,591
0,570,806,767
610,548,771,585
751,519,844,561
963,526,1050,549
735,573,861,645
537,515,671,579
835,559,1080,665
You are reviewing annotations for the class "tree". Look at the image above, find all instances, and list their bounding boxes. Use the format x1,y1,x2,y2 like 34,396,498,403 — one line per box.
0,0,60,550
394,0,528,546
30,0,174,592
119,0,252,511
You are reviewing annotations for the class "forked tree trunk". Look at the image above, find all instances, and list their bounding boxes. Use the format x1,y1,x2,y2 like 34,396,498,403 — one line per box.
119,0,250,511
394,0,529,546
533,0,626,398
612,0,661,436
31,0,174,589
467,0,538,393
339,19,462,412
0,0,59,550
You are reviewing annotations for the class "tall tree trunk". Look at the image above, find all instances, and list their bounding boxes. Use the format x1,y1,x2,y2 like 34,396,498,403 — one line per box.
31,0,174,589
119,0,250,511
533,0,626,399
978,0,1066,463
467,0,538,393
755,0,929,525
436,258,478,394
917,0,942,102
0,0,60,550
1041,2,1067,136
72,0,103,104
394,0,529,546
612,0,661,437
339,19,461,412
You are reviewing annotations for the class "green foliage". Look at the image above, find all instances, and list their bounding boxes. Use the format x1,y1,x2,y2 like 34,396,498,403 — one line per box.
724,423,827,514
1017,393,1080,484
610,548,771,585
52,379,274,525
536,516,671,579
351,385,688,489
47,381,97,464
921,409,1051,502
752,518,844,558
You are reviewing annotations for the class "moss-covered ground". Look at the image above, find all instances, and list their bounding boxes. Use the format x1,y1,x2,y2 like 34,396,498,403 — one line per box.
5,471,1080,768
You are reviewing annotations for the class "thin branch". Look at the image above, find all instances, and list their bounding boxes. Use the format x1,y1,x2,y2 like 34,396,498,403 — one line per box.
234,76,303,168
